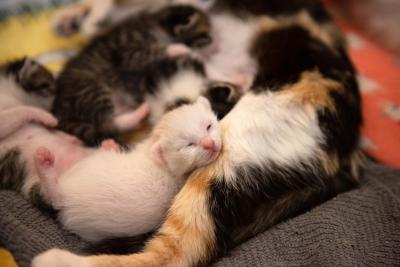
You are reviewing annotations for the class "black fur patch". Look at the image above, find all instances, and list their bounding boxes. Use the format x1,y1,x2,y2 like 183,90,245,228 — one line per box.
214,0,331,22
203,82,242,119
251,25,353,91
0,148,26,191
84,232,153,255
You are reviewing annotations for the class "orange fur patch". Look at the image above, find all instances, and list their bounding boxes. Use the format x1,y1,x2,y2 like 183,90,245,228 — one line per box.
282,70,343,111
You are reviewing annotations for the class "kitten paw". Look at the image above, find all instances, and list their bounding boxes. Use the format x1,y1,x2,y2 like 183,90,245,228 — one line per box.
35,147,55,168
166,44,192,57
101,139,119,151
32,248,89,267
52,5,88,36
40,114,58,128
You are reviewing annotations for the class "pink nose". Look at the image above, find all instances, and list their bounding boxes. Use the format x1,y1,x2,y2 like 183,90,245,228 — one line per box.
201,137,215,151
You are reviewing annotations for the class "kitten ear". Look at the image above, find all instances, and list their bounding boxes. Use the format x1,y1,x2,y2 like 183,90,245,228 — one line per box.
151,141,166,166
196,96,211,110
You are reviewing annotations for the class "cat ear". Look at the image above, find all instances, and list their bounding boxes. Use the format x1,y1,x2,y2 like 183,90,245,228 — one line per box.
151,141,166,166
196,96,211,110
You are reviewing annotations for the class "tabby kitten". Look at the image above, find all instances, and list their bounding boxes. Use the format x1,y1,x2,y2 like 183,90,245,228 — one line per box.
53,4,213,146
33,1,363,266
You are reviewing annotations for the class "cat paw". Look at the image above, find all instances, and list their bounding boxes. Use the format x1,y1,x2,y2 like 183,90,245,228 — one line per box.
35,147,55,169
166,44,192,57
30,110,58,128
52,5,88,36
31,249,89,267
101,139,119,151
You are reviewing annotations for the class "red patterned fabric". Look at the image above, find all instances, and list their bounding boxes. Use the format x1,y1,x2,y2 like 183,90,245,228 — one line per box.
336,21,400,167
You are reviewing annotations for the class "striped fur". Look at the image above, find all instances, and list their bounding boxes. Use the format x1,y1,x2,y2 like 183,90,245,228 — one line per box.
32,1,363,266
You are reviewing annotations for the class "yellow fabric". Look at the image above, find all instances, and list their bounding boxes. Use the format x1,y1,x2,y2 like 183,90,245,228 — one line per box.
0,9,86,73
0,248,18,267
0,8,87,266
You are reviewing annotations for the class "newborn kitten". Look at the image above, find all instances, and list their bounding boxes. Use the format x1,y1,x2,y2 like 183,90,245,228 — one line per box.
0,58,146,206
35,97,221,242
53,4,212,146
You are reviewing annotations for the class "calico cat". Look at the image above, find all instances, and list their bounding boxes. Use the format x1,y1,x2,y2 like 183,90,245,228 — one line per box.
34,97,220,242
32,0,363,266
0,58,147,207
53,4,215,146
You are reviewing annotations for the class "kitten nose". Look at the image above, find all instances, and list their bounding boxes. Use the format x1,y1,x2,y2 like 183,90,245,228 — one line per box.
201,137,215,151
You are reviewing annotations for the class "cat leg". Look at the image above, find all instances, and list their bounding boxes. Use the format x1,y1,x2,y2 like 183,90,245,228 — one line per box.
34,147,60,207
113,103,150,132
0,107,57,139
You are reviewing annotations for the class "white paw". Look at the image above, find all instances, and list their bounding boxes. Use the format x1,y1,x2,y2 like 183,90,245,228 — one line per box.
31,249,89,267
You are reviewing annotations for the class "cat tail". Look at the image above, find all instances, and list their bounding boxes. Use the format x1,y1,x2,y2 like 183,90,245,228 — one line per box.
0,148,53,211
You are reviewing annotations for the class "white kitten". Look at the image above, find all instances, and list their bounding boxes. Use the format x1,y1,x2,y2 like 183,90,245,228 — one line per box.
35,96,221,242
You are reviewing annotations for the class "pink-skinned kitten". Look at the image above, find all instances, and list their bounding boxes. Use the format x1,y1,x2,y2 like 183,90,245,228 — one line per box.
34,96,221,242
0,58,149,202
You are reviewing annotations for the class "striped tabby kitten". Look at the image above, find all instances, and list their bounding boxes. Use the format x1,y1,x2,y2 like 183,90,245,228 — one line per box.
53,4,213,146
32,0,363,266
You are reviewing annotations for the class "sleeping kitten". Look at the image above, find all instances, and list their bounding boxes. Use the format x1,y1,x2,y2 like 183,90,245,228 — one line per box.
0,58,147,206
34,97,220,242
53,4,213,146
32,1,364,267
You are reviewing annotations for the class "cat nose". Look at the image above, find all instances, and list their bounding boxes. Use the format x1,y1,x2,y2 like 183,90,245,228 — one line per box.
201,137,215,151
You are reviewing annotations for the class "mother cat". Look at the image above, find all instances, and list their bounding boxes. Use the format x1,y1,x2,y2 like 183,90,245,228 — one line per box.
33,0,362,266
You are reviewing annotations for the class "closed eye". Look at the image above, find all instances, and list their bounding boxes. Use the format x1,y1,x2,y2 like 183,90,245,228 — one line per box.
187,142,195,147
207,124,212,131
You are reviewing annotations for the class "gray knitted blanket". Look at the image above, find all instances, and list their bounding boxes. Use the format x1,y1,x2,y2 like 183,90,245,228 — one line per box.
1,162,400,267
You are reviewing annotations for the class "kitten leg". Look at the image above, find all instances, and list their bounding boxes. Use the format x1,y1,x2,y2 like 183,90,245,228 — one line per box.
0,107,57,139
34,147,60,206
113,103,150,132
166,43,192,58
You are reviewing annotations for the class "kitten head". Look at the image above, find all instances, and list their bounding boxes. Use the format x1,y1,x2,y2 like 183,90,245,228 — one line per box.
158,5,212,48
151,96,221,176
6,57,55,97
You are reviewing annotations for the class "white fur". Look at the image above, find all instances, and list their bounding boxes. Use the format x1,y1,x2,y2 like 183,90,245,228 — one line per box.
146,69,207,124
38,97,220,242
201,13,258,90
32,249,89,267
220,92,323,183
